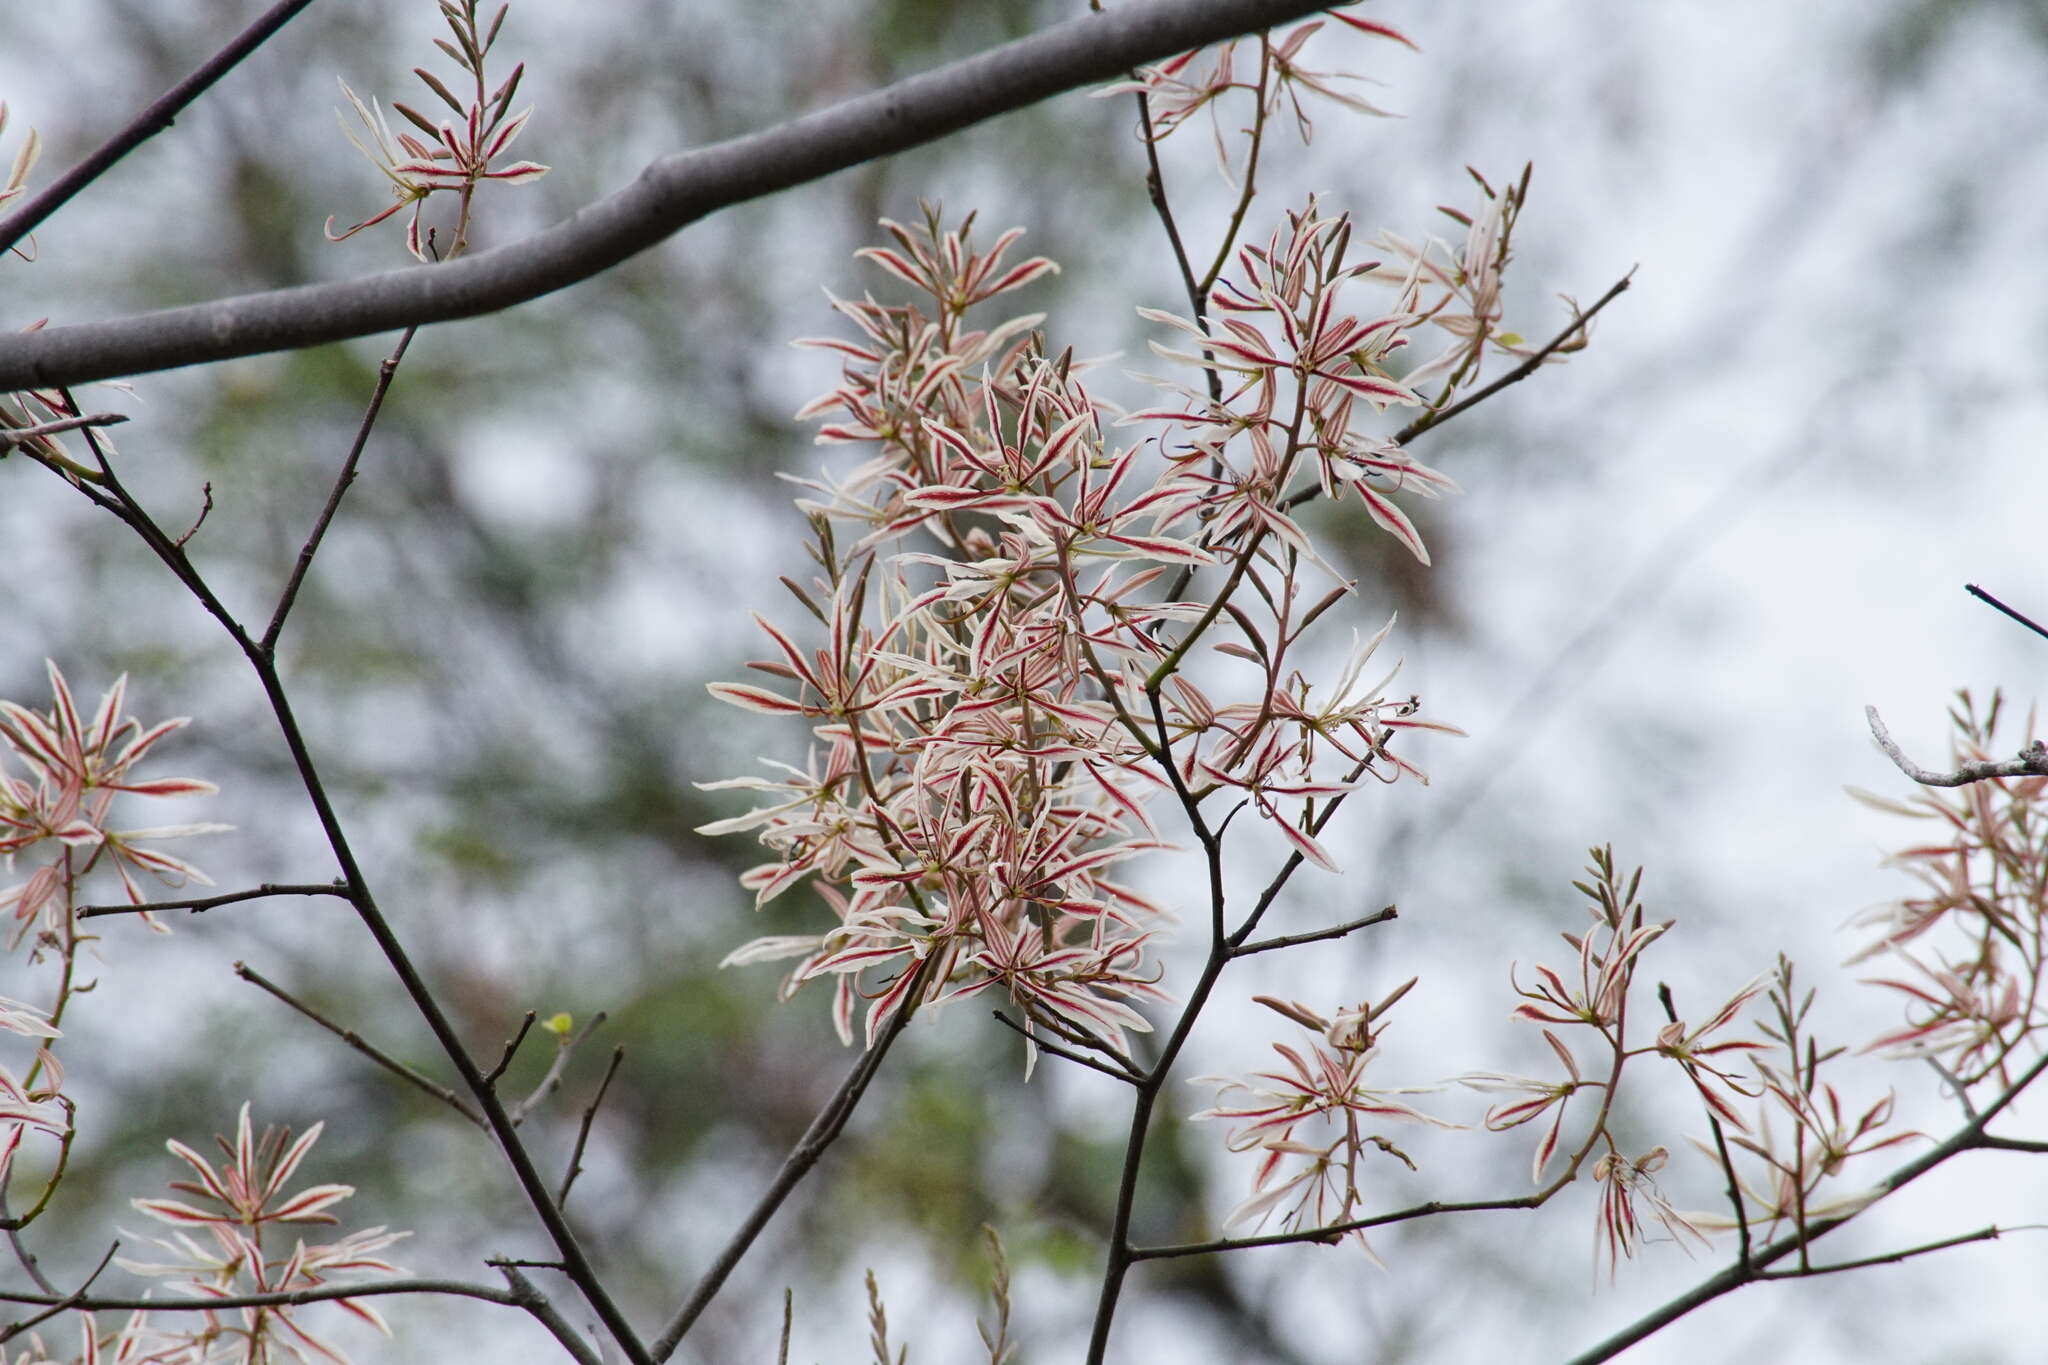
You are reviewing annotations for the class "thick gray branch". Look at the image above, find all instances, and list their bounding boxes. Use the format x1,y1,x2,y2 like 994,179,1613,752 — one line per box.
0,0,1330,391
1866,705,2048,788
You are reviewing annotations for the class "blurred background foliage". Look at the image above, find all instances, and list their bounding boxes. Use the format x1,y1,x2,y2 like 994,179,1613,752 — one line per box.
5,1,2048,1361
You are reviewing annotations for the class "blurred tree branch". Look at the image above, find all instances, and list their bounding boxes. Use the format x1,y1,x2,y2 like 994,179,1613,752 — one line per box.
0,0,1330,391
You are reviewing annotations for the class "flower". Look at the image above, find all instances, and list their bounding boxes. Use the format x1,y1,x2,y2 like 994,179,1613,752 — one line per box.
1592,1146,1708,1281
1195,988,1455,1253
0,662,225,949
124,1104,407,1365
326,1,548,262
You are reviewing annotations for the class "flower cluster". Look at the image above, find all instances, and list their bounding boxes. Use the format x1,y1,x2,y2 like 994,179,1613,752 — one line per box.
327,0,547,261
0,662,223,952
118,1104,406,1365
1192,985,1454,1258
1851,691,2048,1086
1461,850,1768,1274
702,192,1473,1066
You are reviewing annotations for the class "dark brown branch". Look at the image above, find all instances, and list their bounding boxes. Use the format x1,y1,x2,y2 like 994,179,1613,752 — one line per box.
1975,1134,2048,1154
1560,1043,2048,1365
61,395,653,1365
1753,1226,2004,1280
991,1011,1142,1084
1866,705,2048,788
1394,269,1634,444
1966,583,2048,643
0,0,1335,391
263,326,417,651
77,881,347,919
649,961,933,1361
1131,1193,1550,1260
557,1047,625,1207
0,0,325,256
486,1011,539,1087
1229,905,1396,958
234,961,487,1129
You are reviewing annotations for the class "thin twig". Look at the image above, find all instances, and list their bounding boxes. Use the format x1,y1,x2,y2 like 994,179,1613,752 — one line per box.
1753,1226,2007,1280
78,881,348,919
486,1011,539,1087
1974,1134,2048,1154
234,961,486,1129
0,1276,515,1313
0,1176,57,1297
0,412,129,446
1965,583,2048,643
650,957,935,1361
557,1047,625,1207
264,326,417,651
0,0,325,255
1560,1044,2048,1365
991,1012,1142,1084
1866,705,2048,788
511,1011,609,1125
1229,905,1396,958
173,481,215,548
0,1241,117,1345
1393,270,1635,444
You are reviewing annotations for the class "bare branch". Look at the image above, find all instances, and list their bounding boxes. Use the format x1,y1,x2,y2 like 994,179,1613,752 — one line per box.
1866,705,2048,788
1754,1225,2008,1280
0,412,128,446
650,958,935,1361
0,0,325,255
1230,905,1397,958
1966,583,2048,643
511,1012,609,1125
0,0,1335,391
264,326,418,651
557,1047,626,1207
234,961,487,1129
991,1012,1142,1084
486,1011,539,1087
0,1277,516,1313
77,881,348,919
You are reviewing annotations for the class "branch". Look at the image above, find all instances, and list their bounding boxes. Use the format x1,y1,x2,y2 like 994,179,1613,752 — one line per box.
0,1277,514,1313
1229,905,1396,958
1866,705,2048,788
1560,1043,2048,1365
234,961,487,1129
557,1047,625,1207
1752,1225,2006,1280
264,326,417,650
991,1011,1142,1084
511,1012,610,1126
1395,270,1635,445
0,0,1335,391
649,964,931,1361
76,881,348,919
0,0,326,256
1966,583,2048,643
0,413,129,446
0,1242,116,1344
